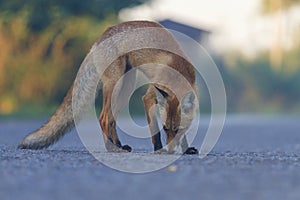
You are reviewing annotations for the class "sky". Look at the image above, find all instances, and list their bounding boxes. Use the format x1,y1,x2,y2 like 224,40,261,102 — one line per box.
119,0,300,56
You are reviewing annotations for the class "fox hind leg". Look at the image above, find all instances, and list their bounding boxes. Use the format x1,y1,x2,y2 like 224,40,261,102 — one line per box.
100,87,129,152
99,59,132,152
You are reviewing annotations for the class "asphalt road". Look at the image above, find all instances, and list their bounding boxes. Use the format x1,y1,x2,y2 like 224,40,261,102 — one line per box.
1,115,300,200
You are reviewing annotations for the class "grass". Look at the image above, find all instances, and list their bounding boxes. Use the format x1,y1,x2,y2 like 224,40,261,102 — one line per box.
0,104,57,119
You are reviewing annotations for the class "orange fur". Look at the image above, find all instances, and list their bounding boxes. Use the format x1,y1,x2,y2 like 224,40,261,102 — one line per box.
19,21,198,154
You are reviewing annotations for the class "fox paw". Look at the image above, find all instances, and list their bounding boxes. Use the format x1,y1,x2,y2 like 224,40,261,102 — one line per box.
105,142,132,153
121,145,132,152
184,147,199,155
154,148,168,154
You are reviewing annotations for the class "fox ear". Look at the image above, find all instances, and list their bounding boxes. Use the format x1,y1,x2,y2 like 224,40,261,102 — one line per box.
155,86,168,98
181,91,196,114
155,86,168,105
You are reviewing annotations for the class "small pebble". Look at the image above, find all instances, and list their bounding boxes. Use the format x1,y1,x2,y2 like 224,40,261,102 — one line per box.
167,165,177,172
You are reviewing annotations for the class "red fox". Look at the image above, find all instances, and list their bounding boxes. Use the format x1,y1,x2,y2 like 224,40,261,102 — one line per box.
18,21,199,154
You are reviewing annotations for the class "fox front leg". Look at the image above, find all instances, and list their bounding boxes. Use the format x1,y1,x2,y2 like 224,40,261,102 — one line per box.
143,86,163,152
180,134,198,155
166,131,198,155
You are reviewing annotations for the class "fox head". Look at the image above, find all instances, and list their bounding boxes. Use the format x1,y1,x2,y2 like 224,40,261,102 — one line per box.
155,87,197,145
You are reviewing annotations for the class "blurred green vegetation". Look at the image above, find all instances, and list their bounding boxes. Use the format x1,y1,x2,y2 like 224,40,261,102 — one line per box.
0,0,300,117
223,46,300,113
0,0,148,116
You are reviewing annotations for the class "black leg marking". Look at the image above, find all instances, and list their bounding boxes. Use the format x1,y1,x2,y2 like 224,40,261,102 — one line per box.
184,147,199,155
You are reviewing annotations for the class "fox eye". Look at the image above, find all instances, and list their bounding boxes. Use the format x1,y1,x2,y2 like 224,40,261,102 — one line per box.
163,125,179,133
163,125,172,132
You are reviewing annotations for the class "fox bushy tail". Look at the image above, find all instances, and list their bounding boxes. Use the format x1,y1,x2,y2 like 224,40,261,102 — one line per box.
18,52,100,149
18,86,75,149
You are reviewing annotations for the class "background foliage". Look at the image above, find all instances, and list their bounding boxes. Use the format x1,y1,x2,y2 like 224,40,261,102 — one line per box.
0,0,299,116
223,49,300,113
0,0,148,115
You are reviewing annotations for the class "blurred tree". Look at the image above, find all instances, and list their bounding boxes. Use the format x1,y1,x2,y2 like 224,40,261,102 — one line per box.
224,51,300,113
0,0,149,32
261,0,300,13
0,0,150,115
260,0,300,69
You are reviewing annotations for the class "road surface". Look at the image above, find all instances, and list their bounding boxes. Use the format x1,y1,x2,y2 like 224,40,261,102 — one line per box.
1,115,300,200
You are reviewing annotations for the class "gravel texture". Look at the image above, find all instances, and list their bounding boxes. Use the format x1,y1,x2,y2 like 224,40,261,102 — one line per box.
1,115,300,200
